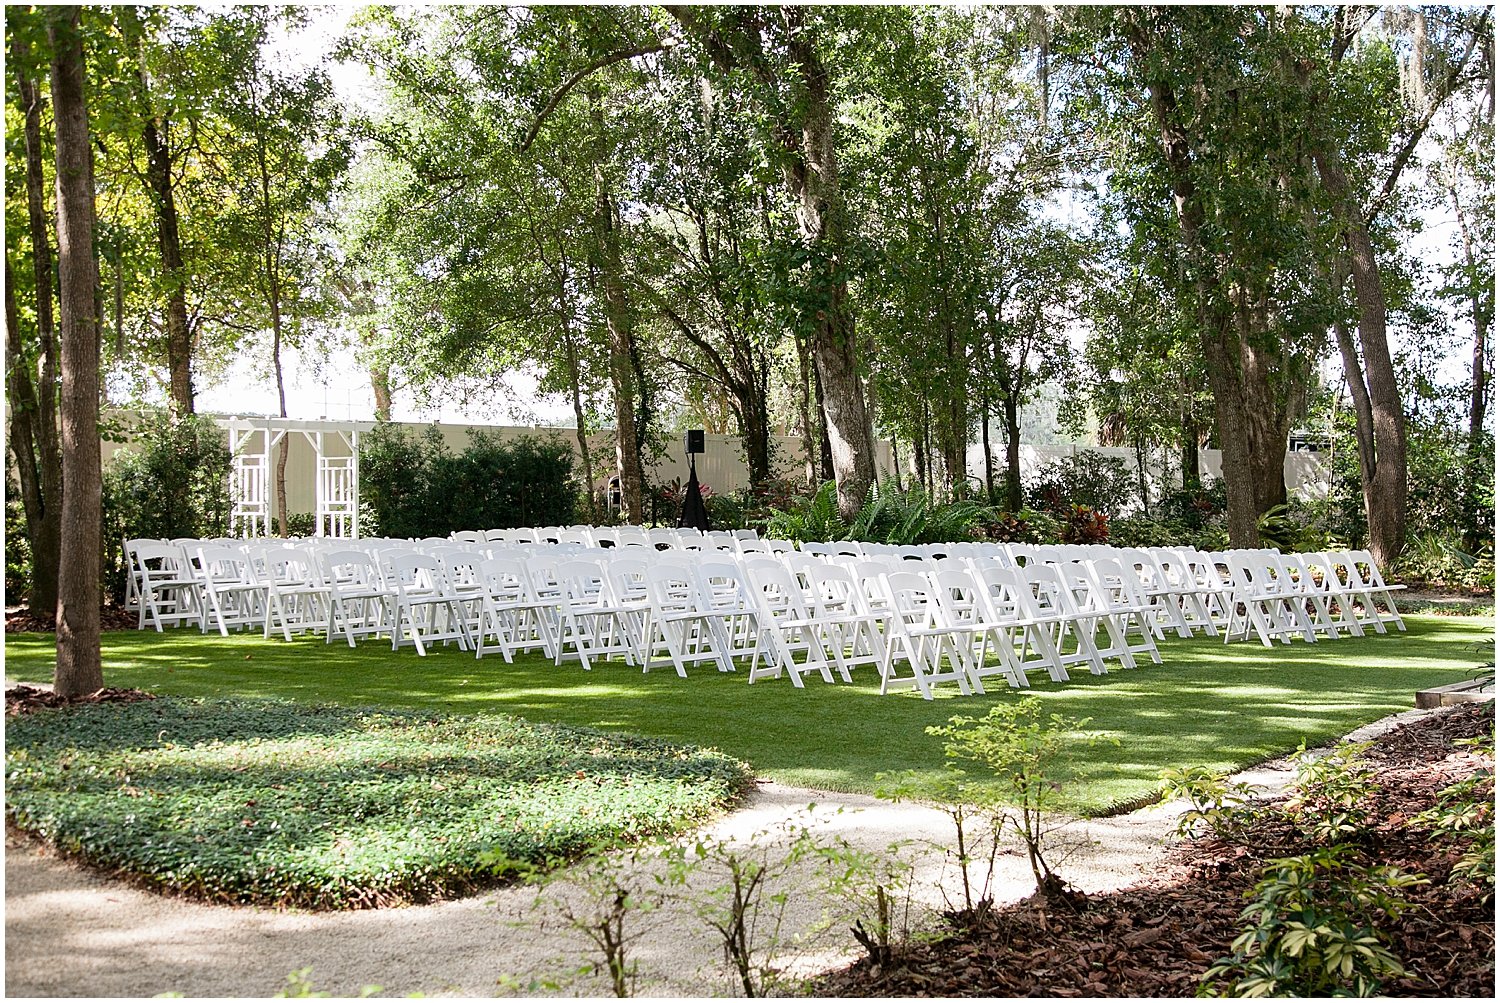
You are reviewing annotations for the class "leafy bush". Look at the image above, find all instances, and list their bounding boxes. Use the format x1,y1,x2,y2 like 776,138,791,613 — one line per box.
5,475,31,600
5,697,751,909
757,481,848,543
1394,531,1495,591
102,413,232,600
846,485,995,545
1157,765,1258,841
1058,505,1109,545
360,424,575,537
1203,846,1425,997
1285,742,1377,845
980,507,1061,544
1027,452,1138,517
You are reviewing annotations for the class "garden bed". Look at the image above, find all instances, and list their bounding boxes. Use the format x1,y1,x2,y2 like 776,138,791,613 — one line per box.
815,701,1495,998
4,695,752,910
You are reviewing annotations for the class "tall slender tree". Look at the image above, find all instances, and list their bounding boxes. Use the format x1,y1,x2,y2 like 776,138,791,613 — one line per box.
48,4,103,697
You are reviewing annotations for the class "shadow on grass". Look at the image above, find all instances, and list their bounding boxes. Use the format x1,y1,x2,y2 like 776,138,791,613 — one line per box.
5,614,1489,814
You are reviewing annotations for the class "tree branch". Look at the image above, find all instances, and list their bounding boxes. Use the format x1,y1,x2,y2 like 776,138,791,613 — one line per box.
518,41,674,155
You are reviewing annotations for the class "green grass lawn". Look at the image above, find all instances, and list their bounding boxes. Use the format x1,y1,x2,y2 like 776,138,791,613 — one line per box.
5,614,1491,814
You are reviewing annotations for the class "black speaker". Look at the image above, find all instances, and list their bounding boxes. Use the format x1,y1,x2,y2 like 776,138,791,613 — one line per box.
686,429,705,454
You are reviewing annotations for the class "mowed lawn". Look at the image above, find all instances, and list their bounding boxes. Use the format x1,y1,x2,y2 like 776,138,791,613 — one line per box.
5,614,1491,815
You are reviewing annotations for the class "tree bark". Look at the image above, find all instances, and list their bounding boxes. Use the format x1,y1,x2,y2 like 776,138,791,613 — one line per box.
1180,389,1201,492
667,6,876,517
370,367,392,421
120,6,194,414
782,13,876,518
1312,150,1408,569
1003,393,1023,513
1133,33,1290,547
10,45,64,614
980,383,995,501
5,264,60,613
794,329,818,487
49,4,103,697
588,91,644,524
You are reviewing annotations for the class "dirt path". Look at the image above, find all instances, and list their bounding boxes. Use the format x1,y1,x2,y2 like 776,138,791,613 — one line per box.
3,707,1441,998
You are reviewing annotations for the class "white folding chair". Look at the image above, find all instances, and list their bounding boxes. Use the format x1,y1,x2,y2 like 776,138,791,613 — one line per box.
743,559,844,687
880,571,974,699
321,550,397,647
195,545,269,637
133,542,201,631
642,565,733,676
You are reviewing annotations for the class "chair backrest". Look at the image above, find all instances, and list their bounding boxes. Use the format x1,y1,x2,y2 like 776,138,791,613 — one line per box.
135,542,192,577
478,557,532,601
1018,562,1075,618
645,563,703,613
320,550,383,591
387,551,446,594
196,545,253,584
451,530,486,544
556,559,609,603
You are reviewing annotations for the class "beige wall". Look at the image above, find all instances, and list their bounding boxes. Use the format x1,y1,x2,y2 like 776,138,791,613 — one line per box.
100,412,896,520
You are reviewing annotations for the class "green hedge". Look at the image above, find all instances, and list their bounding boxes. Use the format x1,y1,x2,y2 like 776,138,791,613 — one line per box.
360,424,576,537
5,697,752,909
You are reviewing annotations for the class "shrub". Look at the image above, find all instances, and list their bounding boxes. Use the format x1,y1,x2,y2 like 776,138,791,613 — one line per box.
102,413,232,600
1202,847,1426,997
1027,452,1138,517
5,474,32,600
846,485,996,546
757,481,847,543
1058,504,1109,545
360,424,575,537
5,697,751,909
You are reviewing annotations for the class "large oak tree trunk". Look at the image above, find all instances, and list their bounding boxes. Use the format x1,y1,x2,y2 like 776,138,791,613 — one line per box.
782,26,876,519
1134,42,1290,547
49,5,103,697
1313,151,1408,569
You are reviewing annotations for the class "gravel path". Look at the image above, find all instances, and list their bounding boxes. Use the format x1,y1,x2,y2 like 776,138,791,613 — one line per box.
3,706,1440,999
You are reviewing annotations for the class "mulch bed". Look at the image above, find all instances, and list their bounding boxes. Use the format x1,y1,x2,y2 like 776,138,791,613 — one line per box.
815,702,1495,998
6,605,140,633
6,684,156,717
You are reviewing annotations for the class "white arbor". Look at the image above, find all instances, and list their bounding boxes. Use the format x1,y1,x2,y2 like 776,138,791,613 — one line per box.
224,417,372,537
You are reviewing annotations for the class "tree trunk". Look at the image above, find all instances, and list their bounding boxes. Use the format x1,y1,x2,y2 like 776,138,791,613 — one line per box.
5,265,61,613
370,366,392,421
980,385,995,502
560,312,596,523
1312,150,1408,569
783,31,876,519
1180,394,1201,492
794,330,818,487
1135,50,1290,547
740,392,773,487
1199,305,1292,547
812,361,835,483
49,4,103,697
588,94,643,524
121,6,193,414
11,48,63,614
1003,394,1023,513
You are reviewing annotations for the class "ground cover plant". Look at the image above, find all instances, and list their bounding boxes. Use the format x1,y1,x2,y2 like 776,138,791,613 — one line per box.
3,614,1487,816
4,696,751,909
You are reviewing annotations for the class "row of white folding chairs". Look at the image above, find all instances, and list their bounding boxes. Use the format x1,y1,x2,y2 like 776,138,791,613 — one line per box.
451,526,761,549
438,548,1162,698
